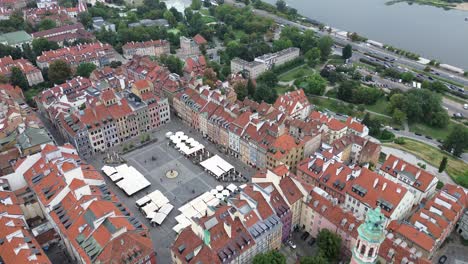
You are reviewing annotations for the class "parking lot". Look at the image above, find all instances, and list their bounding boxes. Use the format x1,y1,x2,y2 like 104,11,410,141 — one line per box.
280,230,319,264
89,118,256,263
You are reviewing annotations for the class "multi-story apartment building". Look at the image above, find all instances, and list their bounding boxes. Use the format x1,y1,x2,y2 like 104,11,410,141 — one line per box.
379,154,438,206
327,134,381,165
231,47,300,79
296,153,414,222
31,23,94,46
252,167,305,231
230,58,267,79
386,184,466,259
274,89,311,120
122,39,170,58
5,144,156,264
172,206,255,264
122,56,184,103
0,56,44,86
36,42,117,69
35,75,170,158
0,178,52,263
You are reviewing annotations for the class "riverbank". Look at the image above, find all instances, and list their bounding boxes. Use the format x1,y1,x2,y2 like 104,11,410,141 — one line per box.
456,2,468,11
386,0,457,9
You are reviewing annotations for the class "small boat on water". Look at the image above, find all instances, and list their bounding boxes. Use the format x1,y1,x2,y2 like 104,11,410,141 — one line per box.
465,17,468,21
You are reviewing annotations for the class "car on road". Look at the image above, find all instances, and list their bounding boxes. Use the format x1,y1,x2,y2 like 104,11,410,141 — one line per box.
464,104,468,110
438,255,447,264
287,240,296,249
425,135,433,140
415,133,422,136
454,112,464,118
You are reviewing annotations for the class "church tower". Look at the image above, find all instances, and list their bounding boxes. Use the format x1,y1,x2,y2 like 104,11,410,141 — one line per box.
350,207,385,264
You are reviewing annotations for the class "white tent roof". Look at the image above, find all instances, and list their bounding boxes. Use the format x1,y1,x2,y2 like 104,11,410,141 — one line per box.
180,135,189,141
206,198,220,207
108,172,124,182
151,212,167,225
146,211,157,220
135,196,151,207
173,224,184,234
216,185,223,192
186,138,194,144
159,203,174,215
221,190,230,196
116,165,151,196
102,165,117,176
181,206,198,219
165,132,173,138
142,202,158,217
175,131,184,136
200,155,234,177
226,183,237,192
154,195,170,208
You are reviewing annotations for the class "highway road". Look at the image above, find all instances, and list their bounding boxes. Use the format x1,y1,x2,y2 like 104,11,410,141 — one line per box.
227,0,468,88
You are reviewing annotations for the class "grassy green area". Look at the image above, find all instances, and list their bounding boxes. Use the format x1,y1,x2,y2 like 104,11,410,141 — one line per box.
275,85,294,95
167,28,180,35
199,9,210,16
365,98,389,115
413,69,465,88
309,96,403,129
327,55,345,66
444,94,467,105
278,64,315,82
201,16,217,24
384,138,468,187
409,122,455,140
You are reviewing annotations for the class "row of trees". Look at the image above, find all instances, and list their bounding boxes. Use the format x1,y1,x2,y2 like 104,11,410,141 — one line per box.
337,80,383,105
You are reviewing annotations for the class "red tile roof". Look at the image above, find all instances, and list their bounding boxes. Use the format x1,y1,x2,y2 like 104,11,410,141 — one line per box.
380,154,437,192
193,34,207,45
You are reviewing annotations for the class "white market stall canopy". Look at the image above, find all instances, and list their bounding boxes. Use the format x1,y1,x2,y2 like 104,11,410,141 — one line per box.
101,165,117,177
135,189,173,225
116,165,151,196
200,155,234,177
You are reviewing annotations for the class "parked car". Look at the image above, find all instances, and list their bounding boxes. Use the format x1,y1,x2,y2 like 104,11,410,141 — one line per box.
415,133,422,136
288,240,297,249
425,135,433,140
438,255,447,264
464,103,468,110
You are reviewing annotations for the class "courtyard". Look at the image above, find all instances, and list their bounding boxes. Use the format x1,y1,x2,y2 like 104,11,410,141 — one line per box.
89,118,256,263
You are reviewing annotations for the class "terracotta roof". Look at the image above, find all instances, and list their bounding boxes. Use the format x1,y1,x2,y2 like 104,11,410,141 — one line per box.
387,220,435,252
171,228,219,264
279,175,303,205
380,154,437,192
193,34,207,45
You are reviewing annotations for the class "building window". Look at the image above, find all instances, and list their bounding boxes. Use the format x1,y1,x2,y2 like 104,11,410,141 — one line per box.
368,247,374,258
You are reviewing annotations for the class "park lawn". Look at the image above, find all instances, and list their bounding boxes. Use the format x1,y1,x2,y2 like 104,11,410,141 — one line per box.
167,28,180,35
409,122,454,141
384,138,468,187
365,98,389,116
199,9,210,16
275,85,292,95
278,64,314,82
201,16,217,24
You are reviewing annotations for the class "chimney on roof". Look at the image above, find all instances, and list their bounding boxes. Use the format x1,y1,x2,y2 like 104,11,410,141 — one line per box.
382,182,387,191
415,170,421,180
396,188,401,194
373,178,379,188
224,221,232,238
392,159,398,169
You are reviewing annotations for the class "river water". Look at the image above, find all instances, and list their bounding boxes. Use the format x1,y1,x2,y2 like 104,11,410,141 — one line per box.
264,0,468,69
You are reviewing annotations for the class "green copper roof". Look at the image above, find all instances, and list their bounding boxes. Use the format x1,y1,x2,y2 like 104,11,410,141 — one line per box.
0,31,32,45
357,207,385,244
